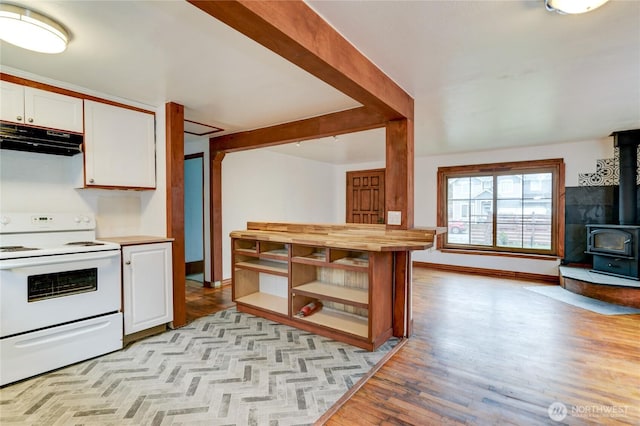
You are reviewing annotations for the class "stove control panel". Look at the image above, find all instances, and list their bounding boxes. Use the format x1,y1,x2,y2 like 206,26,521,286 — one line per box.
32,216,54,224
0,213,96,233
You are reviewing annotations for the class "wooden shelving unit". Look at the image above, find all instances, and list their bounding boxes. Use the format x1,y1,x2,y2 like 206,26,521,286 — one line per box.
230,222,440,350
232,234,398,350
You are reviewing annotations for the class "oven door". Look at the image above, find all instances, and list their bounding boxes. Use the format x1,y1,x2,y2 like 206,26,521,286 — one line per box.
0,250,121,338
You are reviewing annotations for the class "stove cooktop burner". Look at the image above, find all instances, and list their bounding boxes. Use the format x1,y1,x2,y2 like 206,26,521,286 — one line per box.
65,241,105,247
0,246,40,252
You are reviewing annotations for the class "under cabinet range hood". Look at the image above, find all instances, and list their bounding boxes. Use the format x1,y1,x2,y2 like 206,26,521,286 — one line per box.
0,122,83,156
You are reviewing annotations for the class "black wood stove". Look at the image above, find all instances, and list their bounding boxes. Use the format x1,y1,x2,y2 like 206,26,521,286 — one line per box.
587,129,640,280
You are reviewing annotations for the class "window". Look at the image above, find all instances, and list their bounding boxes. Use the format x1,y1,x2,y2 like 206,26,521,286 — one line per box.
437,159,564,256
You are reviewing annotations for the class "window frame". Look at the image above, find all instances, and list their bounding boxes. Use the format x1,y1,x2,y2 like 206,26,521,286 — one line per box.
437,158,565,257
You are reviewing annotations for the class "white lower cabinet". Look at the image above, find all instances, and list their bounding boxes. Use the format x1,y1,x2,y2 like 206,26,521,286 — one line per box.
122,242,173,335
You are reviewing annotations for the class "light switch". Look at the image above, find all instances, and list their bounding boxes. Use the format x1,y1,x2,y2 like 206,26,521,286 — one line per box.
387,211,402,225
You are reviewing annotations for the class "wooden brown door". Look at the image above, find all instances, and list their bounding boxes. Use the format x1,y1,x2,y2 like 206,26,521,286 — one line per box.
346,169,385,224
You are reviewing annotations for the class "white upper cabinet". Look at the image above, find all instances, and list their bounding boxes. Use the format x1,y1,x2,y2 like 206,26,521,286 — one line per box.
0,81,83,133
0,81,24,124
83,100,156,189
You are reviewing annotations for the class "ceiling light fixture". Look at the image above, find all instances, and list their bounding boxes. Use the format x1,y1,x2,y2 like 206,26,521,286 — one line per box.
545,0,610,14
0,4,69,53
333,135,339,142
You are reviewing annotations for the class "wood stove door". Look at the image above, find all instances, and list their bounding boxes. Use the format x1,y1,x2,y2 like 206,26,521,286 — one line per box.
587,228,633,258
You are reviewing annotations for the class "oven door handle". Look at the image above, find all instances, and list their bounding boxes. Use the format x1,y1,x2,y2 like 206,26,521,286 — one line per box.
0,250,120,270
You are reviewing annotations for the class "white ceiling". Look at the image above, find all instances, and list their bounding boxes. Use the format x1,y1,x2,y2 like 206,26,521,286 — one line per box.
1,1,639,164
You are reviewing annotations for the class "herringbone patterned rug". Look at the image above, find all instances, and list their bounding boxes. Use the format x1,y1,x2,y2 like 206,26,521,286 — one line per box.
0,309,398,425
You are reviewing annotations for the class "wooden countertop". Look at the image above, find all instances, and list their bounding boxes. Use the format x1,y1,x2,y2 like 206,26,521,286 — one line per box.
230,222,445,252
99,236,174,246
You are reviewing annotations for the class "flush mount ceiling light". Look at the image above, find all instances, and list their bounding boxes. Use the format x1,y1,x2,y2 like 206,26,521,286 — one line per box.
0,4,69,53
545,0,610,14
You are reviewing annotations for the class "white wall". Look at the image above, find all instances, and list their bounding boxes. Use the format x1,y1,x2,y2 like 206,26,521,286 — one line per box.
139,105,167,237
0,146,155,236
221,149,337,279
411,137,614,276
185,138,211,283
0,149,93,213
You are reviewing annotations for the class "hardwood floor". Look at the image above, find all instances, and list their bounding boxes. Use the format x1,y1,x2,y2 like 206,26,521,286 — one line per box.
327,268,640,425
183,270,640,425
185,279,234,324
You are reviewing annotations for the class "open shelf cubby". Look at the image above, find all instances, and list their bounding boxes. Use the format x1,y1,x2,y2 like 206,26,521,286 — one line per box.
291,245,327,264
330,249,369,269
234,258,288,276
292,281,368,307
232,265,289,316
234,239,258,255
295,308,368,338
235,292,288,316
258,241,289,260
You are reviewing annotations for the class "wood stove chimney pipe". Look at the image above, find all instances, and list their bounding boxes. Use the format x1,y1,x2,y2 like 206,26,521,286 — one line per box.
613,129,640,225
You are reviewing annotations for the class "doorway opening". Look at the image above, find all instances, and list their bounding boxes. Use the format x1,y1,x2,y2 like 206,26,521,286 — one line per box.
184,153,205,283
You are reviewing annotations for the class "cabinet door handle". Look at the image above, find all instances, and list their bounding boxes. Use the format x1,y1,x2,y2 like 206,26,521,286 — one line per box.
16,115,22,121
27,117,34,123
125,261,131,265
89,178,95,184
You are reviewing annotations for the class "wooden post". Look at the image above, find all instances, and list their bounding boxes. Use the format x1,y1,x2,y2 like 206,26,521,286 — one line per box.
386,118,415,337
385,118,414,229
211,151,225,286
166,102,186,328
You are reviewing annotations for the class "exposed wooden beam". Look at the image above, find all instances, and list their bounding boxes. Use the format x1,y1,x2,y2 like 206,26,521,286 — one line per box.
210,106,384,153
187,0,413,120
191,0,417,340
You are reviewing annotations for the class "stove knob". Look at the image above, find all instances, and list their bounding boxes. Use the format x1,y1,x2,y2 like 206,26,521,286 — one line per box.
81,216,91,223
0,216,10,225
73,216,81,223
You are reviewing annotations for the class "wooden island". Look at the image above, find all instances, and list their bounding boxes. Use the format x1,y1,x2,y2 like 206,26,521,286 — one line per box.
230,222,442,350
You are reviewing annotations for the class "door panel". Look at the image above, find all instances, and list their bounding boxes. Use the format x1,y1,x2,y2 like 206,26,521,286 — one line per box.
346,169,385,224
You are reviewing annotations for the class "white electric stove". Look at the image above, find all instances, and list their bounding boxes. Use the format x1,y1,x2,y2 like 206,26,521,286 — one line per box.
0,212,123,386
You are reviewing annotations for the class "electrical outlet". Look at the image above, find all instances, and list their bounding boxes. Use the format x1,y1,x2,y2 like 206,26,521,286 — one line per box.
387,211,402,225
